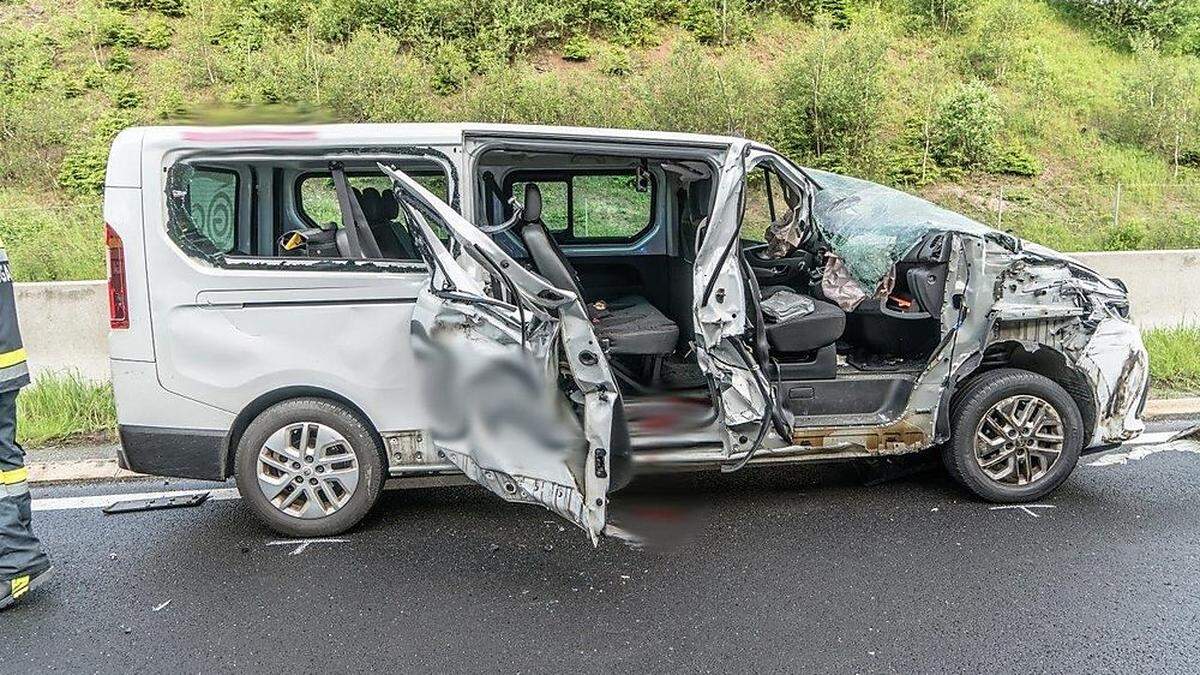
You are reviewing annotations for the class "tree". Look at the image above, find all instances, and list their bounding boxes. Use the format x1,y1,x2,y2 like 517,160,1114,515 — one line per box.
1116,48,1200,177
773,21,889,172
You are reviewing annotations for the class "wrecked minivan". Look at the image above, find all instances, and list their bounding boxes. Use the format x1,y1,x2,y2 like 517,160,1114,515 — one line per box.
104,124,1149,540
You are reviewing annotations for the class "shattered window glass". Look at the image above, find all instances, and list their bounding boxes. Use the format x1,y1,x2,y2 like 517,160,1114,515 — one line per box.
184,168,238,254
809,169,992,290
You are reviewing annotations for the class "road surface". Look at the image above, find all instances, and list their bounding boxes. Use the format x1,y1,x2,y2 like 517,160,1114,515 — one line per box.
5,420,1199,673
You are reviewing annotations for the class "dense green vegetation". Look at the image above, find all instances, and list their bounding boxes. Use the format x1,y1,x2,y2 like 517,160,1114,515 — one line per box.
1,0,1199,281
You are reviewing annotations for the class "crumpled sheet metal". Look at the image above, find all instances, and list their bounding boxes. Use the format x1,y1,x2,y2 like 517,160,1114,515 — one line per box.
384,163,617,542
985,249,1148,446
691,142,767,447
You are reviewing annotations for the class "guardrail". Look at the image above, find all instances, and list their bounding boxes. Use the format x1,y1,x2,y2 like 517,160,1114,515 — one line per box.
14,249,1199,381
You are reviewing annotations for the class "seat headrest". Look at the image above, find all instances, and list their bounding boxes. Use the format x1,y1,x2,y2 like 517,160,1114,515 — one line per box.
359,187,381,223
523,183,542,223
378,189,399,221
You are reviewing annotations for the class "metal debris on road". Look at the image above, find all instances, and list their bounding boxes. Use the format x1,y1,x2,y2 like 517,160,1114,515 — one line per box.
103,492,210,515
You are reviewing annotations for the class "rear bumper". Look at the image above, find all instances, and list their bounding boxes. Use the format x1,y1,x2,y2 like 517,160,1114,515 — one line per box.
117,425,228,481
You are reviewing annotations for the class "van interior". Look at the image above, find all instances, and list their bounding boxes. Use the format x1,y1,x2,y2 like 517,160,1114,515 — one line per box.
176,147,954,445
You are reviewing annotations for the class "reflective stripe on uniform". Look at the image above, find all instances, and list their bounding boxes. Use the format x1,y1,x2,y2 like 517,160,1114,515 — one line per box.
10,575,30,599
2,468,29,497
0,348,26,369
0,360,28,383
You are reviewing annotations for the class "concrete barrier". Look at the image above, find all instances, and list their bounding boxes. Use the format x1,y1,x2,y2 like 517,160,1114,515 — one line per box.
11,249,1200,382
15,280,110,382
1071,250,1200,329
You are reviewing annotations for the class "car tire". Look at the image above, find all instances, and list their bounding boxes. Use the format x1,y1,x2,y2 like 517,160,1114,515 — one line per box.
943,368,1084,503
234,398,386,537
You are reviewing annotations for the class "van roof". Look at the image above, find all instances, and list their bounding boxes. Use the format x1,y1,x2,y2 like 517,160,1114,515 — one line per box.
129,123,743,150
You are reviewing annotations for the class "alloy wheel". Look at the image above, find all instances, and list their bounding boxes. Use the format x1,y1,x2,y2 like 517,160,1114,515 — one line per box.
973,394,1065,486
256,422,360,519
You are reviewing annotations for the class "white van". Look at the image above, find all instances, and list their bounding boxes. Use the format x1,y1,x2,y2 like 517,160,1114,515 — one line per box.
105,124,1150,540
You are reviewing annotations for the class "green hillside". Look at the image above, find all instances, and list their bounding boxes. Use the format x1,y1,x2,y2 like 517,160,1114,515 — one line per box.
1,0,1199,281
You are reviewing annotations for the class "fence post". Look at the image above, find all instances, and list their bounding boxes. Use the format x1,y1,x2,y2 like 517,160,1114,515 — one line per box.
997,186,1004,229
1112,181,1122,229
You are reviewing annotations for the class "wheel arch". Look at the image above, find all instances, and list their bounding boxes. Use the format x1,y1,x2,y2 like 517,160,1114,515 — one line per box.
940,340,1096,441
222,386,384,479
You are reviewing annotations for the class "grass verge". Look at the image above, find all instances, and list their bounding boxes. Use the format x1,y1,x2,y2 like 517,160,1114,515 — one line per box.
1145,327,1200,395
16,372,116,448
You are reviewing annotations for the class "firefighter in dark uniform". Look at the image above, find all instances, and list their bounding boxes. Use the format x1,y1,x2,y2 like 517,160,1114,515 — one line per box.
0,242,52,610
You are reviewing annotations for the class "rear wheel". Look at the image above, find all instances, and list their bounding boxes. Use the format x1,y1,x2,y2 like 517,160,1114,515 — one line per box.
943,368,1084,503
235,398,386,537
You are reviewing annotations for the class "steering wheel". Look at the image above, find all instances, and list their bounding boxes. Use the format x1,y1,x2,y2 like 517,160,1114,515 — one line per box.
742,241,810,285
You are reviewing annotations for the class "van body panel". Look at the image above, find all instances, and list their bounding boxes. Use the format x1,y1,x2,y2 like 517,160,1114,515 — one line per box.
110,358,235,429
103,185,153,361
106,128,144,188
135,131,454,441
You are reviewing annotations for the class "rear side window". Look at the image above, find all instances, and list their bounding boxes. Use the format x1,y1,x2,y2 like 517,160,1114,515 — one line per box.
298,173,449,227
185,167,238,253
509,171,653,244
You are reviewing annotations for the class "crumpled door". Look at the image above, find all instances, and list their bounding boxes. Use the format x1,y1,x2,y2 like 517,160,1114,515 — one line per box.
380,164,622,542
691,143,817,463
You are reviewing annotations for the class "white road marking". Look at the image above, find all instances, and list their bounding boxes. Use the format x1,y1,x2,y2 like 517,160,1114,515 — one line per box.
989,504,1056,518
1088,440,1200,467
30,478,450,513
1123,431,1179,446
267,538,349,555
153,600,172,612
31,488,241,512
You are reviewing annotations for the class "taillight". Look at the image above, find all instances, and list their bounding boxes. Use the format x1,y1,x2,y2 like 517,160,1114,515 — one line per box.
105,223,129,329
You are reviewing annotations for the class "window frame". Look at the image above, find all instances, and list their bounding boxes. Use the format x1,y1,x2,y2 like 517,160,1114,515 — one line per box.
185,165,241,255
502,168,657,245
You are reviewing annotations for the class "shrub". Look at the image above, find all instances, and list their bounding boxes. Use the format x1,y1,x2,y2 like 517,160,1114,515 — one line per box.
907,0,977,32
430,40,471,95
1076,0,1200,54
99,12,142,47
596,45,632,75
562,34,592,61
962,3,1033,81
57,110,138,195
988,142,1042,176
141,16,173,49
110,80,143,109
320,31,431,121
0,28,57,99
931,81,1002,169
639,40,770,137
681,0,752,46
773,21,889,171
105,45,134,72
1101,220,1146,250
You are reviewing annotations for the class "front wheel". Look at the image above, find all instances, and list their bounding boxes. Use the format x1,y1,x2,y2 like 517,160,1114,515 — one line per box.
943,368,1084,503
235,398,386,537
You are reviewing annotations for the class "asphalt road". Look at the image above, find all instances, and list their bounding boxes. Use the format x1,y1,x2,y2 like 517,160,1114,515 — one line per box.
5,420,1200,674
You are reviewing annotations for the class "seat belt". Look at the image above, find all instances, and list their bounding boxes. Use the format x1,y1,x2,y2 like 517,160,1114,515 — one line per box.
329,162,365,258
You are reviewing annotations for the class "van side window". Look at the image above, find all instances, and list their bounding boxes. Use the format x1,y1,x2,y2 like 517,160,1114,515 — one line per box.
509,171,652,244
185,167,238,254
165,153,454,269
